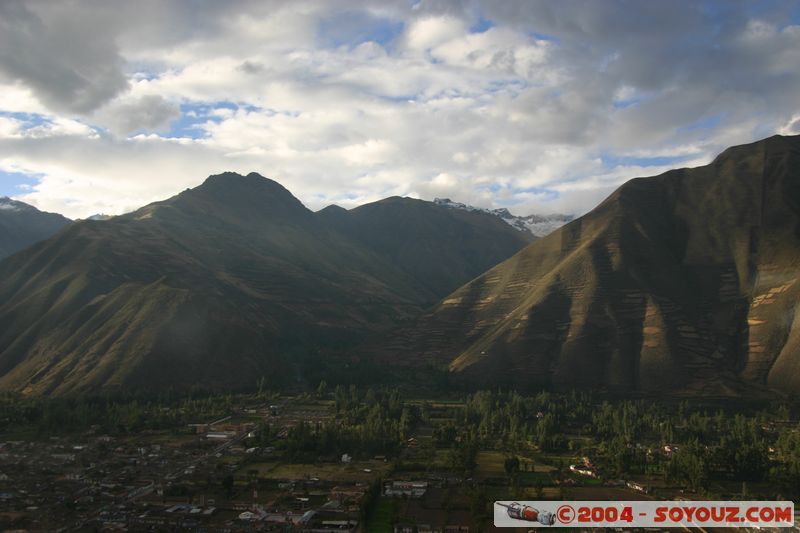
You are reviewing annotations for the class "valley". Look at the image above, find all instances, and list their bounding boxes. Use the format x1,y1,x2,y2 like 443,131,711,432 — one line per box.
0,388,797,531
1,2,798,531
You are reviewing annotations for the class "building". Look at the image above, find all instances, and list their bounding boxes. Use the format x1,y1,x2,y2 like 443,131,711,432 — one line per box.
384,481,428,498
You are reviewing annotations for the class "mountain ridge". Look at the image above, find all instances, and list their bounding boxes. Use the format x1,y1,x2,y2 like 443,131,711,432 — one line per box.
373,134,800,397
0,173,531,395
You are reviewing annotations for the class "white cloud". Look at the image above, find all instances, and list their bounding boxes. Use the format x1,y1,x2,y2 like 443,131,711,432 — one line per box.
0,1,798,219
405,16,467,51
0,117,21,139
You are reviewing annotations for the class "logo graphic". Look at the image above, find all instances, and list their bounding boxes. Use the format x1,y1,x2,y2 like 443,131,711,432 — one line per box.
494,501,795,528
496,502,556,525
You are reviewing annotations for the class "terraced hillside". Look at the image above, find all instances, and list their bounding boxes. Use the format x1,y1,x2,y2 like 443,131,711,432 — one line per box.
377,134,800,396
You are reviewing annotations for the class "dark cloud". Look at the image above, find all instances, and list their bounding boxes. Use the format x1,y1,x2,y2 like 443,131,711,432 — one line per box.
95,95,181,135
0,0,129,114
237,61,265,75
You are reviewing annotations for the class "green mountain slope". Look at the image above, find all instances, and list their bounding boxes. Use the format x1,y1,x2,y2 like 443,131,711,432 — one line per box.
375,134,800,396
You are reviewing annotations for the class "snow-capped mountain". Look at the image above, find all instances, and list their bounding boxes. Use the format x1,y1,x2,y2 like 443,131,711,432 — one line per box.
433,198,572,238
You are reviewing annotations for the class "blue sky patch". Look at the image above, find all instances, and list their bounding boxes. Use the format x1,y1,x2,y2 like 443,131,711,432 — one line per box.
470,17,494,34
164,102,246,139
0,111,52,130
318,11,404,49
0,170,38,197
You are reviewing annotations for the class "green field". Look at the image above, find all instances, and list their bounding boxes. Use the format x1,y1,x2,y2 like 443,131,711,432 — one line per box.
247,460,390,482
517,471,553,485
474,450,507,479
365,498,395,533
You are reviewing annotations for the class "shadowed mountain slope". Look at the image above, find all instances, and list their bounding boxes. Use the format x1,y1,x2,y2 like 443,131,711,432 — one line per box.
376,135,800,396
318,196,534,304
0,197,71,260
0,173,530,395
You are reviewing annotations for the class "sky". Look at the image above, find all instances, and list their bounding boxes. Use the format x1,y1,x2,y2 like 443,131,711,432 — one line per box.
0,0,799,219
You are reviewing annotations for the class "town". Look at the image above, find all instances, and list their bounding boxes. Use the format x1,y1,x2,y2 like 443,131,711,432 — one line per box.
0,387,798,531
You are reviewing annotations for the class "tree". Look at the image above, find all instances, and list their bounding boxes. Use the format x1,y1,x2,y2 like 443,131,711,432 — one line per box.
222,474,234,497
504,456,521,475
667,439,708,491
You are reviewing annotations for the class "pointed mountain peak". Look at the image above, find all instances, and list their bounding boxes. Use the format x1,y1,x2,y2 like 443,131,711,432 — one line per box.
318,204,348,215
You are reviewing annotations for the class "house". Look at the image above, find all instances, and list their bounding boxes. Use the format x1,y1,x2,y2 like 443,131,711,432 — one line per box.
569,464,596,477
384,480,427,498
206,431,236,440
626,481,648,493
188,423,209,434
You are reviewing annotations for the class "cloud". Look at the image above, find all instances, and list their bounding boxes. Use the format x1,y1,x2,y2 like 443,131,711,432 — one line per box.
0,0,798,219
405,16,467,51
0,1,129,114
93,95,181,136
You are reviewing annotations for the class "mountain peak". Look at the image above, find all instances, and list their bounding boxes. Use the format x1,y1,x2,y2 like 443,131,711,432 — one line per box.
318,204,348,216
0,197,30,212
159,172,312,222
198,171,292,194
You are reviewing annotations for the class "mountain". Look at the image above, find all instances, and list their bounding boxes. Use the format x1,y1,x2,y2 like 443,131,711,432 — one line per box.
0,197,71,260
433,197,573,237
376,134,800,396
0,173,530,395
319,197,534,302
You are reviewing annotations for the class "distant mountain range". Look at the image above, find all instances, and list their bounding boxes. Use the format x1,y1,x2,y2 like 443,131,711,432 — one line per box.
433,198,573,237
2,135,800,397
376,134,800,397
0,174,531,395
0,197,70,260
